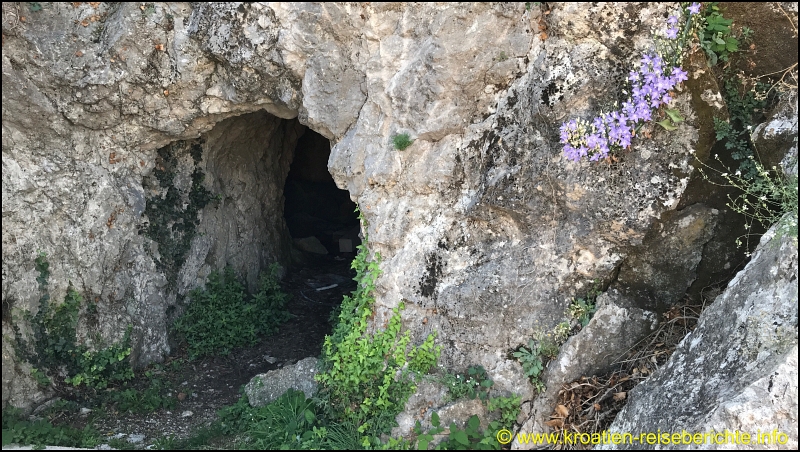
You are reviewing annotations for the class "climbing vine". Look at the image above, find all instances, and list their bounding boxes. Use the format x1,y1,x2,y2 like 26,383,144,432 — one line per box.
13,252,134,391
139,140,215,287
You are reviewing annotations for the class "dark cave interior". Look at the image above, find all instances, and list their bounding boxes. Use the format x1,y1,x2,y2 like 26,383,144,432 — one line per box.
283,128,360,259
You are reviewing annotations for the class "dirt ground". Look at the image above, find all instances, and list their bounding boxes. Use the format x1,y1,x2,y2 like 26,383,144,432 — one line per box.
35,253,355,449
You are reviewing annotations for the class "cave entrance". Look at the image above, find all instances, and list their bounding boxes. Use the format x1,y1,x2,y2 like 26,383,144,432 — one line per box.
179,112,360,364
278,127,360,340
283,129,360,260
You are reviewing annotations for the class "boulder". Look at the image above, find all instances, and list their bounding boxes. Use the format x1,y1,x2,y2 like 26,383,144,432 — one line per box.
603,222,798,450
294,236,329,255
244,357,319,407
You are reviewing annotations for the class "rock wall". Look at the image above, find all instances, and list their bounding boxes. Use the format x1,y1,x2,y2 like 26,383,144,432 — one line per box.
1,1,783,415
603,219,798,450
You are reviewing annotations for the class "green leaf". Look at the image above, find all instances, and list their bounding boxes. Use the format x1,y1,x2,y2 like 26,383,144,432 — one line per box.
431,412,440,427
467,415,481,431
453,429,470,446
665,108,684,124
656,119,678,131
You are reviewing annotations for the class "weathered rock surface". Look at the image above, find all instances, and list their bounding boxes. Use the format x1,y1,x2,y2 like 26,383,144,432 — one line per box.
244,357,318,408
549,290,658,389
602,220,798,450
612,204,719,311
1,1,791,422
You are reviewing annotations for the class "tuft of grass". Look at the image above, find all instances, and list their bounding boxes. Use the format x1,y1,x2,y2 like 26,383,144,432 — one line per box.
391,133,414,150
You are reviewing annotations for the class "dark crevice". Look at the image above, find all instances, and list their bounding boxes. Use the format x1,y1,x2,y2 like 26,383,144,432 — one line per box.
279,127,361,347
283,128,360,257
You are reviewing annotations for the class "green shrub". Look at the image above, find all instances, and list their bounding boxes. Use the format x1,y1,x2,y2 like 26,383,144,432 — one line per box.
568,297,597,328
715,76,775,178
106,377,176,414
441,365,494,402
1,407,100,449
697,3,740,66
414,412,502,450
512,339,545,393
391,133,414,150
246,389,319,449
173,263,291,359
317,209,441,442
487,395,522,429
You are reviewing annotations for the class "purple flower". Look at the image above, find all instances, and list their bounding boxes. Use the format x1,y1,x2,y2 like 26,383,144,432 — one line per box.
688,2,701,15
670,67,688,84
651,55,664,73
655,76,672,92
559,124,571,143
667,15,679,25
560,50,691,161
666,26,679,39
564,144,579,161
586,133,603,150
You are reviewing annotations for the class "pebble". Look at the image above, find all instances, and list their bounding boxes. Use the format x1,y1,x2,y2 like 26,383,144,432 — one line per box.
181,410,193,418
128,434,146,443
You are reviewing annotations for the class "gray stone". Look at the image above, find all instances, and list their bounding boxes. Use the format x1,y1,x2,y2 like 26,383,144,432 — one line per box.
514,290,658,448
435,398,488,430
549,290,658,389
127,434,145,444
602,222,799,450
392,379,450,438
245,357,319,407
751,78,798,172
294,236,329,255
613,204,719,311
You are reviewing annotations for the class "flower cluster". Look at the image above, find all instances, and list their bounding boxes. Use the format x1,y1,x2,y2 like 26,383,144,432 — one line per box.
560,3,701,163
560,55,687,162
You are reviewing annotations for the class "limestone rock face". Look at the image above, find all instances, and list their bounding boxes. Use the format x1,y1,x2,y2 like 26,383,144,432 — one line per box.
603,222,799,450
549,290,658,390
0,1,777,416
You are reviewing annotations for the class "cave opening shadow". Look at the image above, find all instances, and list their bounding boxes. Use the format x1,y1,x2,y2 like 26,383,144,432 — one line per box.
279,128,360,347
283,129,360,259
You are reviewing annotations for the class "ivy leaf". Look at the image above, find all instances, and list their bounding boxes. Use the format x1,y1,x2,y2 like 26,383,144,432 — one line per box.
665,108,684,124
656,119,678,131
